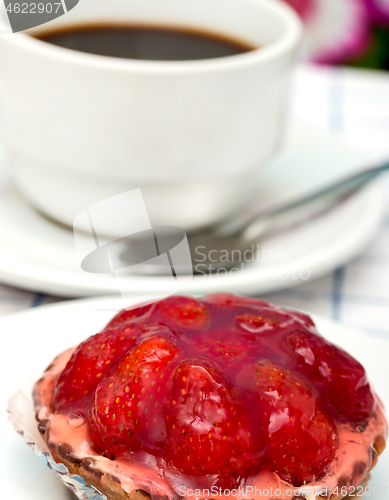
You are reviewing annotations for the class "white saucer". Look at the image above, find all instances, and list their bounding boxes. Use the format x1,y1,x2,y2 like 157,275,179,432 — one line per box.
0,124,384,298
1,296,388,499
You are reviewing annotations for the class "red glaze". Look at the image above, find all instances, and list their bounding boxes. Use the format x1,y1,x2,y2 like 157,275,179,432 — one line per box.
52,294,376,488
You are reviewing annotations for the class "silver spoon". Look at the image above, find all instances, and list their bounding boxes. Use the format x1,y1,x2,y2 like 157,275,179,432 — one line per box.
82,162,389,276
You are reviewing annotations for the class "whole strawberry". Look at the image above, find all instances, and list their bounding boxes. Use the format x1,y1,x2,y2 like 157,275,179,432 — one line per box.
53,326,139,413
164,360,266,483
155,296,210,329
285,330,375,424
246,360,338,485
89,335,182,458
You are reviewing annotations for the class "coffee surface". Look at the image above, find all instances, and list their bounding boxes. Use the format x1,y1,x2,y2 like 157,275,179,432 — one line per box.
34,24,255,60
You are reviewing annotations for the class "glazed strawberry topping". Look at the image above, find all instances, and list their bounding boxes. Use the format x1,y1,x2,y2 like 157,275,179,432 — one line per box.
53,327,138,413
241,360,338,484
103,303,154,330
285,330,375,424
52,294,376,487
89,335,181,458
157,297,210,329
163,359,264,488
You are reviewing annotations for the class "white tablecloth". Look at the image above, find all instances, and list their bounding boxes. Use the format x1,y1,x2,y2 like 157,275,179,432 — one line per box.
0,63,388,339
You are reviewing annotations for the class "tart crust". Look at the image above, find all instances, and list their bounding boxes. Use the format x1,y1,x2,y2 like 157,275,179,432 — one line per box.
52,455,151,500
37,428,385,500
50,452,381,500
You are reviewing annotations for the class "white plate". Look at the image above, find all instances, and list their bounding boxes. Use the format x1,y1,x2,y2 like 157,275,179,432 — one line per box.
0,124,384,298
1,296,388,499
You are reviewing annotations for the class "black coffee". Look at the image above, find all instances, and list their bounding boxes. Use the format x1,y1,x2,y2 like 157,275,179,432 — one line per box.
34,24,255,61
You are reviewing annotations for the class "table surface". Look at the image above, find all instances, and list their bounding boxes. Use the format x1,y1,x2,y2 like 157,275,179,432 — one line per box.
0,63,389,339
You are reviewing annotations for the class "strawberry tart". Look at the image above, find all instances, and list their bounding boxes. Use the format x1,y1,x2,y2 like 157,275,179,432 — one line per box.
33,294,387,500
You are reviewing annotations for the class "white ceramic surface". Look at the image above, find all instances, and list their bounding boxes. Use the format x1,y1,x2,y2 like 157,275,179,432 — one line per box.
1,296,388,499
0,0,301,233
0,124,384,299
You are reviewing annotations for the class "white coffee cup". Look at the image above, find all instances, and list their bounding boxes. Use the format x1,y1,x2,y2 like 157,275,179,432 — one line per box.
0,0,301,234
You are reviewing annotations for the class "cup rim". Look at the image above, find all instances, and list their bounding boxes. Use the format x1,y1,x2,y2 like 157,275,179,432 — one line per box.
0,0,302,73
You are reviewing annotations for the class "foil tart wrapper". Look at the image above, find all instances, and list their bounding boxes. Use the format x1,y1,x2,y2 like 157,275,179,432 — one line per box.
7,378,107,500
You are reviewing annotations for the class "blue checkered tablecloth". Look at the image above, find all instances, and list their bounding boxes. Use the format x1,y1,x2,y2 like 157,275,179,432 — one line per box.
0,63,388,338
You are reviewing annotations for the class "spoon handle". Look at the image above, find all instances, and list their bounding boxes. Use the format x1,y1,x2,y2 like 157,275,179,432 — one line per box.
218,161,389,239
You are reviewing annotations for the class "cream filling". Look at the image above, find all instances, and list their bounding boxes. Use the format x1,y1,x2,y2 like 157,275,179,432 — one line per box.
34,349,388,500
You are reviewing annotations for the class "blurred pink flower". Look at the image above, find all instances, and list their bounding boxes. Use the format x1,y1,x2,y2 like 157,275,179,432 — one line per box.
280,0,315,19
364,0,389,22
281,0,371,64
